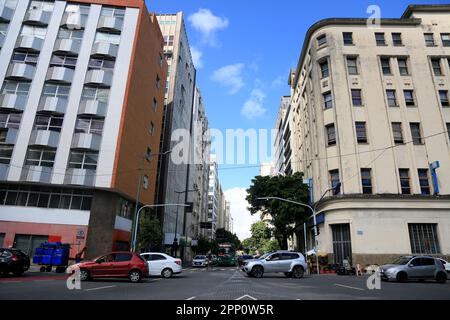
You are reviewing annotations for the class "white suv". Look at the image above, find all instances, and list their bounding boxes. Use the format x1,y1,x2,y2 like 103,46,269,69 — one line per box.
241,251,307,278
140,252,182,278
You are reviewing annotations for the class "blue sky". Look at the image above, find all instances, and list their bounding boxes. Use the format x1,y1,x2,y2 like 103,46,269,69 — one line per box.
146,0,445,238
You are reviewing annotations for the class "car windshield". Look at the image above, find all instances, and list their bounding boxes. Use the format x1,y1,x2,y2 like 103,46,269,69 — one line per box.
391,257,411,265
194,256,205,260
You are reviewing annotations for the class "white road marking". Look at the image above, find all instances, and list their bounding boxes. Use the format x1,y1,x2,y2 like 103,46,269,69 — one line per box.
186,296,196,300
334,283,365,291
236,294,257,300
85,285,117,291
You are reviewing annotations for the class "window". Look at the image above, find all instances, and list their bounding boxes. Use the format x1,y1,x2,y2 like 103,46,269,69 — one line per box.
403,90,415,106
346,57,358,75
329,170,340,194
439,90,449,107
152,98,158,112
20,25,47,40
317,34,326,46
431,58,442,76
424,33,435,46
25,148,56,167
380,57,391,75
0,22,8,37
68,151,98,170
42,84,70,98
397,58,409,76
57,28,83,41
343,32,353,45
386,89,398,107
323,91,333,109
392,122,404,144
115,253,131,262
375,32,385,46
146,147,152,161
399,169,411,194
34,115,63,132
0,112,21,130
29,0,54,12
163,35,174,46
88,58,115,70
11,51,39,65
392,33,403,46
143,175,149,190
326,124,336,146
50,54,77,69
101,7,125,19
351,89,362,106
149,122,155,136
64,4,90,19
410,123,423,145
355,122,367,143
319,60,329,78
1,81,31,96
75,118,104,135
409,224,440,254
0,146,13,164
81,86,109,103
95,32,120,45
361,168,372,194
418,169,431,195
447,123,450,141
441,33,450,46
156,75,160,88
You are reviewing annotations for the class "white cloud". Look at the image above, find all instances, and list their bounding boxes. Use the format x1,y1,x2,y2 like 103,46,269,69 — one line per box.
188,9,229,46
224,187,260,240
190,46,203,69
271,75,285,88
211,63,245,94
241,88,267,120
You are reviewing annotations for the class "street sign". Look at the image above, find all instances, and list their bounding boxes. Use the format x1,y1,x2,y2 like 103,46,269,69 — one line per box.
76,229,85,240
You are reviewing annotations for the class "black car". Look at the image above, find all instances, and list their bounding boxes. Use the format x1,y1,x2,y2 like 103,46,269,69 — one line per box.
0,248,30,276
238,255,254,266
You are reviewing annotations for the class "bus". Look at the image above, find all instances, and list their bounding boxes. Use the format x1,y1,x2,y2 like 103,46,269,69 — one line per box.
217,243,237,266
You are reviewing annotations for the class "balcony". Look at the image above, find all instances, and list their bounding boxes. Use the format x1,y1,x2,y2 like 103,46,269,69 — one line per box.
91,42,118,59
78,100,107,117
85,69,113,87
46,66,74,84
97,16,123,33
0,163,9,180
0,128,19,144
23,9,51,26
61,12,87,30
20,165,52,183
0,93,27,111
15,35,44,52
29,130,60,148
71,132,101,151
0,5,13,23
5,63,35,81
37,96,67,114
54,38,81,56
64,168,95,186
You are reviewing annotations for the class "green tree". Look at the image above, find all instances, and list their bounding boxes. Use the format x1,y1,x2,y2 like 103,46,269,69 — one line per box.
246,172,310,249
241,221,272,254
262,239,281,253
215,228,241,248
137,216,162,252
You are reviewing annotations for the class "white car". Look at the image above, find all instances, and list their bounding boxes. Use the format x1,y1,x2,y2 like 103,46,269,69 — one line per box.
192,255,208,267
438,258,450,273
140,253,182,278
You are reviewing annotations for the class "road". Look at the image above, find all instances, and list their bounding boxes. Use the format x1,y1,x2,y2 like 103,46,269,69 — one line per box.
1,266,450,300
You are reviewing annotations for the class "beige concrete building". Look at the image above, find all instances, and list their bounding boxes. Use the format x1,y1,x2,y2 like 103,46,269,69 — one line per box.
289,5,450,265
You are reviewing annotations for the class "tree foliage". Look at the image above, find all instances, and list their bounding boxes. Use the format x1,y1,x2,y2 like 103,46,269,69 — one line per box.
137,216,163,252
215,228,241,248
241,221,273,254
246,172,310,249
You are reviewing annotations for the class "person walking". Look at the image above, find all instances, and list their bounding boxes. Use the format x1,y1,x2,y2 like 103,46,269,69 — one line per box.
207,251,212,271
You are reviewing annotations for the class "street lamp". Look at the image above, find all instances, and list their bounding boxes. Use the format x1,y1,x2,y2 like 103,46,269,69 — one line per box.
173,188,198,257
132,203,189,252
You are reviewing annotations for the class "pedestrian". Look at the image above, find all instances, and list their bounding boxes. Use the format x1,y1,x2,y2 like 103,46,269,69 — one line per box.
75,247,87,263
207,251,212,271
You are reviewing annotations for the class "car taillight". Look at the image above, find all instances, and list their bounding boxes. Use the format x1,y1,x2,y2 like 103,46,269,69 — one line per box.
11,255,19,261
175,259,182,265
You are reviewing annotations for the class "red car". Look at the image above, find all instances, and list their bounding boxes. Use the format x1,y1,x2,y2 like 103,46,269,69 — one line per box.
75,252,149,283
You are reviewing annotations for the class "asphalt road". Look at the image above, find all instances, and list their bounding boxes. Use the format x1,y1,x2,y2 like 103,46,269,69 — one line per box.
1,266,450,300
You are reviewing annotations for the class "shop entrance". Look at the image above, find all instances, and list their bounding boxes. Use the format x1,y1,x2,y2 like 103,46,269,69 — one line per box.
331,224,352,264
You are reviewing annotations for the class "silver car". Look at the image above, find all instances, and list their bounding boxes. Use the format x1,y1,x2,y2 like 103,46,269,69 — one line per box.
379,256,447,283
241,251,307,278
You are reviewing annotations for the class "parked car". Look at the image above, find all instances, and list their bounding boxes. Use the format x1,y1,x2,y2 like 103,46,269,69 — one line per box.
68,252,149,283
238,254,254,266
379,256,447,283
241,251,307,278
140,252,182,278
0,248,30,276
192,255,208,267
438,258,450,274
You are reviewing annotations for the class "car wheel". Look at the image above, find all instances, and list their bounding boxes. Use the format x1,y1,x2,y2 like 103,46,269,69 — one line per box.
292,266,305,279
45,266,52,272
12,270,24,276
436,272,447,284
129,270,142,283
39,266,46,273
251,266,264,278
396,272,408,283
79,269,90,281
284,272,292,278
161,268,173,279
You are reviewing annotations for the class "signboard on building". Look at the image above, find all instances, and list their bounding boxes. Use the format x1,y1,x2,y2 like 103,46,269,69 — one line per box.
76,229,85,240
